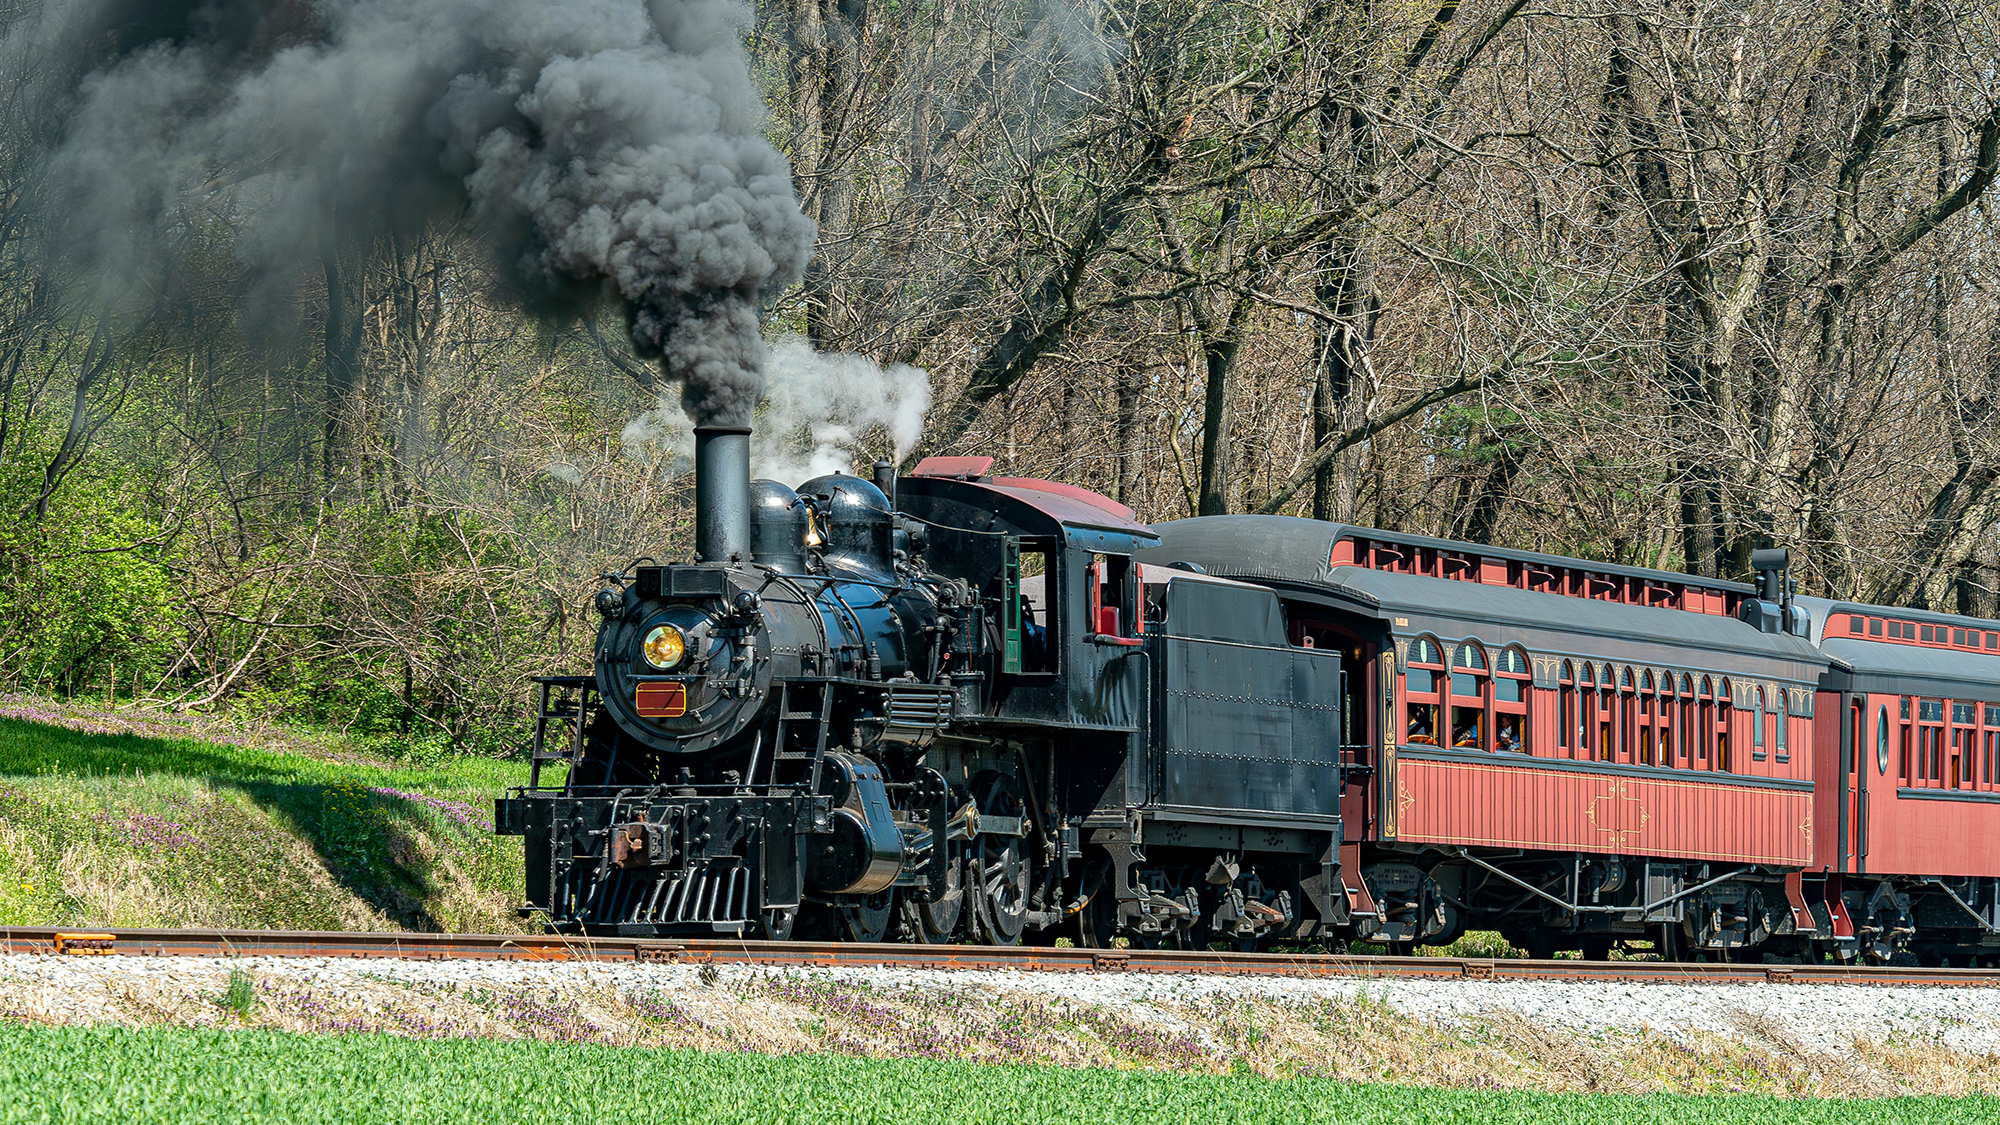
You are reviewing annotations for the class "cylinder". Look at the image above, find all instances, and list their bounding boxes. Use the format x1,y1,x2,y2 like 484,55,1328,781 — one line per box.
694,426,752,564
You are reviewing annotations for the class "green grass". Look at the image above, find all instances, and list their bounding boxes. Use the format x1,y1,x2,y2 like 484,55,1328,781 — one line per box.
0,713,526,790
0,1024,1989,1125
0,711,532,932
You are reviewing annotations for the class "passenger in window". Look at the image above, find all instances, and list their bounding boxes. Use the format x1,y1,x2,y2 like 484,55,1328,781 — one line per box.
1496,715,1522,754
1020,596,1050,669
1453,714,1482,749
1406,707,1438,746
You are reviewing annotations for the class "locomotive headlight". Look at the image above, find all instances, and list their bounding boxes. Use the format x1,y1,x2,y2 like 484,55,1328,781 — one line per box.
641,624,687,670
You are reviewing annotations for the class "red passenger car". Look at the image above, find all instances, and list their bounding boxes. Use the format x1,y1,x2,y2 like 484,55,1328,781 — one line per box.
1152,516,1873,960
1808,601,2000,962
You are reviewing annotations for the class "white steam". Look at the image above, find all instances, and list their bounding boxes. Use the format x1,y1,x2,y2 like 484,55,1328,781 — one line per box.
621,334,930,484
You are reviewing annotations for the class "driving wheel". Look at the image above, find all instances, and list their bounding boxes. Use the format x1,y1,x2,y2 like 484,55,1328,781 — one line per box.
844,889,895,942
969,774,1031,945
912,851,964,943
761,906,796,940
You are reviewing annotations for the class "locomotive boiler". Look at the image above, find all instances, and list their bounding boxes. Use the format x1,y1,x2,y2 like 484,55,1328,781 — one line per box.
496,427,1349,946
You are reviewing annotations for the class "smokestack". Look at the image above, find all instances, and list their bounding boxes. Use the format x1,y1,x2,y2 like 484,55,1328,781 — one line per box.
694,426,752,564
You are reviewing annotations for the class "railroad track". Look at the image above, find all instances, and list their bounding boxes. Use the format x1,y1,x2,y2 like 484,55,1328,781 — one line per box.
3,926,1995,987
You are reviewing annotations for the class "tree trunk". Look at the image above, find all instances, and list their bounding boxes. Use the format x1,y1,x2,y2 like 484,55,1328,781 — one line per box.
798,0,863,348
1114,356,1141,506
321,240,362,492
1195,297,1254,516
1310,232,1376,523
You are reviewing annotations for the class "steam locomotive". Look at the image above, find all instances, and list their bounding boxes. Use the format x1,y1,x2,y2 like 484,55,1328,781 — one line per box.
497,427,1340,945
499,426,2000,963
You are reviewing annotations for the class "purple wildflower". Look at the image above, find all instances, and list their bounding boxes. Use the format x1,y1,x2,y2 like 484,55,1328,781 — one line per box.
94,811,201,851
369,787,491,831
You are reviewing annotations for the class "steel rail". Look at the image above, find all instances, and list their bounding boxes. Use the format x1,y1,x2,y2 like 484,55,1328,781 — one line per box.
3,927,1999,987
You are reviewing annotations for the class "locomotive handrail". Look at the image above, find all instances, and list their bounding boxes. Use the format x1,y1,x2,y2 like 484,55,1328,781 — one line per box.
755,570,833,656
754,566,917,594
890,509,1014,539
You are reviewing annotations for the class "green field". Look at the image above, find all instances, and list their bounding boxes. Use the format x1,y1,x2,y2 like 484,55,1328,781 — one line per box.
0,705,532,932
0,1024,1986,1125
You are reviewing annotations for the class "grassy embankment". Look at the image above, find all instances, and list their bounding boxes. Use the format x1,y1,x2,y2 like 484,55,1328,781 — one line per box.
0,697,530,932
1,1024,1993,1125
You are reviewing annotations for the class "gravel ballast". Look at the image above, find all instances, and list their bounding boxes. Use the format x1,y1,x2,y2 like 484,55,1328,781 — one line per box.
4,953,1999,1097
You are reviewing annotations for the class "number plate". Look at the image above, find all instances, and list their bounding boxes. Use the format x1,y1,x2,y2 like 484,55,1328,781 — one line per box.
635,682,688,718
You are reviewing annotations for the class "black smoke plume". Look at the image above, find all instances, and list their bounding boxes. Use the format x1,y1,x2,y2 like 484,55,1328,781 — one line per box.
20,0,816,426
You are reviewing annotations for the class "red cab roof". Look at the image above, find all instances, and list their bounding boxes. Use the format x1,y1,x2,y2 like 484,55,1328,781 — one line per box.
909,458,1153,537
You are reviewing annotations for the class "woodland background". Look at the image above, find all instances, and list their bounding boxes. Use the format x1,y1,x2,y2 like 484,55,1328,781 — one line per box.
2,0,1997,753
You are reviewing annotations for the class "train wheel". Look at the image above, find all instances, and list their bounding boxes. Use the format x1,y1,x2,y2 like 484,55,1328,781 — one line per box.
761,907,797,941
1075,890,1116,948
970,776,1030,945
913,854,964,943
844,890,896,942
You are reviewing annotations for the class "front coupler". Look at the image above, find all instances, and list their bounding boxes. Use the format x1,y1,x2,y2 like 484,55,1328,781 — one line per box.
497,789,833,936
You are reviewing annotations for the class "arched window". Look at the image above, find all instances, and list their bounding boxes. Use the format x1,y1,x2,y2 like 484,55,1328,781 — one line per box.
1579,663,1597,761
1776,692,1790,761
1754,687,1768,757
1677,674,1694,761
1402,636,1445,747
1716,678,1734,771
1697,676,1714,763
1449,642,1489,750
1581,665,1597,757
1638,671,1656,765
1617,667,1637,761
1493,647,1531,753
1664,664,1680,760
1559,661,1574,752
1593,664,1615,761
